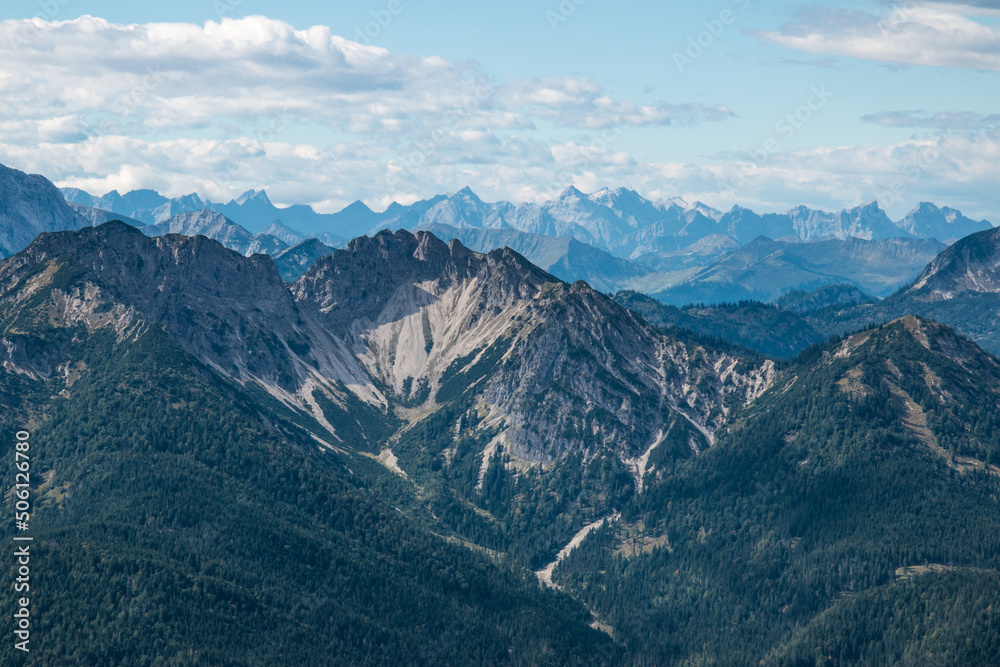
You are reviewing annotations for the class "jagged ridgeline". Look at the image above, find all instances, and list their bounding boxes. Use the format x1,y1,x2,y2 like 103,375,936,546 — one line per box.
556,317,1000,664
2,221,999,664
0,223,617,664
803,225,1000,356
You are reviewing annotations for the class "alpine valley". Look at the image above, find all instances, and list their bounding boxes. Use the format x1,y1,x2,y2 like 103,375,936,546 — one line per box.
3,162,1000,664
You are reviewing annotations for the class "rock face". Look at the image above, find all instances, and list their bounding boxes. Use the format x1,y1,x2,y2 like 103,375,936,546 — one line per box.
260,220,307,246
896,202,992,243
141,210,257,253
292,230,500,332
907,226,1000,299
415,222,652,293
142,210,290,257
292,229,774,463
788,202,906,242
1,222,366,393
273,238,335,282
3,222,773,469
0,163,89,259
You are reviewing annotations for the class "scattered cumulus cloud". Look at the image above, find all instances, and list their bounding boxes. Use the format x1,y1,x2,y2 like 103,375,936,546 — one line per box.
0,14,736,208
4,128,997,223
0,15,729,138
0,14,997,223
862,110,1000,132
756,3,1000,70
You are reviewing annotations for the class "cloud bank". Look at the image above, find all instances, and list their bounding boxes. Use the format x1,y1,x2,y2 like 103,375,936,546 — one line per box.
756,3,1000,70
0,14,997,222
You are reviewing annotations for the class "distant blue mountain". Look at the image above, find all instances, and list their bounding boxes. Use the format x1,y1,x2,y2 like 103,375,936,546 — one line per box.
63,184,994,261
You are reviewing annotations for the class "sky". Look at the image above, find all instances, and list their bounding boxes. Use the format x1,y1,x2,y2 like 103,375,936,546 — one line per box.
0,0,998,221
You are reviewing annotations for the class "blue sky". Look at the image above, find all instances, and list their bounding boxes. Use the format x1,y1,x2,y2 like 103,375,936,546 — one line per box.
1,0,998,221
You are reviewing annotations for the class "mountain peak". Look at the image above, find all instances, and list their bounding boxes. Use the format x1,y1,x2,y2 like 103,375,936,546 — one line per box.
259,220,306,245
593,186,644,204
294,229,504,330
154,208,232,230
21,219,158,264
141,209,257,255
164,208,232,226
235,189,273,206
559,185,586,200
454,186,482,201
343,200,375,214
908,225,1000,298
0,161,90,258
897,201,992,242
4,220,312,388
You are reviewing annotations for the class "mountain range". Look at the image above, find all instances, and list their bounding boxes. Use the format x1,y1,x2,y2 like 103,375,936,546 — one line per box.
141,209,292,257
413,222,652,293
642,235,948,304
3,219,1000,663
126,212,951,303
61,181,991,260
800,225,1000,356
3,160,998,332
51,169,992,305
0,223,620,663
0,163,92,258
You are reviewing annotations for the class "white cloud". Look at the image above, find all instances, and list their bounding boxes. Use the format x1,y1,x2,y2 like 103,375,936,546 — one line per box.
0,14,997,223
863,110,1000,132
709,132,1000,221
4,125,997,224
0,116,89,144
756,3,1000,70
0,14,738,209
0,15,729,139
501,78,732,129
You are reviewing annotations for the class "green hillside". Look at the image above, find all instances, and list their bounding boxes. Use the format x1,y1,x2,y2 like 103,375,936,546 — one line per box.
0,274,614,665
554,318,1000,663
